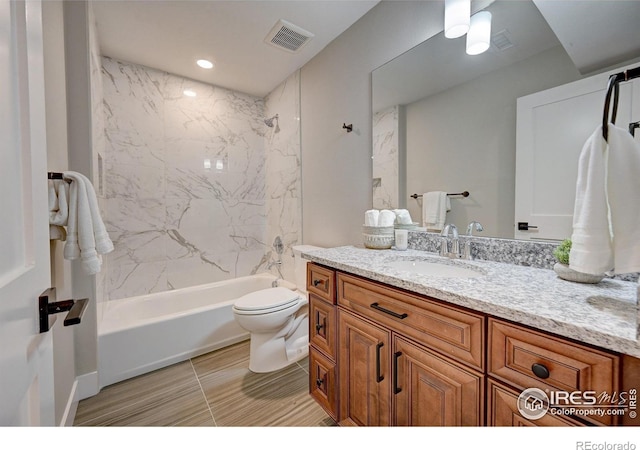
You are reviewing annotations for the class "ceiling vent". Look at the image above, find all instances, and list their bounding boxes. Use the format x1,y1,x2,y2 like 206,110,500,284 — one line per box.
265,19,314,53
491,29,515,52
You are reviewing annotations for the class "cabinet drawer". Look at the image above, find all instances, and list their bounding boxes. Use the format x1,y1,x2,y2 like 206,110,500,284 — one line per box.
337,272,484,371
307,263,336,304
309,294,337,360
488,318,620,426
309,346,338,421
487,379,583,427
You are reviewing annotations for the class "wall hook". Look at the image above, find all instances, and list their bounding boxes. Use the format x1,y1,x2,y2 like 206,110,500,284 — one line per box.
343,123,353,133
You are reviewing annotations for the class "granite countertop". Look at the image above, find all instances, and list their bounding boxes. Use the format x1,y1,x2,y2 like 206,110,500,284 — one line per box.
301,246,640,358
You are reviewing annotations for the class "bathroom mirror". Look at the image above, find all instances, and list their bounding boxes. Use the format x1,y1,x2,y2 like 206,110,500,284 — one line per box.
371,0,638,239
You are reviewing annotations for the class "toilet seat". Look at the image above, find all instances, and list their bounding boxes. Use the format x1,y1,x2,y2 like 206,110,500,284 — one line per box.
233,287,302,315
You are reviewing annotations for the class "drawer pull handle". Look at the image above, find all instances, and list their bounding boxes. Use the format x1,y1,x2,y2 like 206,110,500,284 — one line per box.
313,279,324,287
314,312,324,333
370,302,408,319
376,342,384,382
393,351,402,394
316,378,323,387
531,363,550,379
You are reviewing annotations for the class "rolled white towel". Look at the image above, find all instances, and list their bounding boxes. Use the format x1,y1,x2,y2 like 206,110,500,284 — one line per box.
378,209,396,227
393,209,413,225
365,209,380,227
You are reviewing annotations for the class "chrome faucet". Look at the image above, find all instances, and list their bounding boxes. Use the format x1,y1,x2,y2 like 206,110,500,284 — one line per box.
463,221,484,260
466,221,484,236
439,223,460,258
267,259,283,286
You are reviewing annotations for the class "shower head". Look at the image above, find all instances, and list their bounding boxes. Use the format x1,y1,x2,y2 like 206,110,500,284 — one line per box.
264,114,279,128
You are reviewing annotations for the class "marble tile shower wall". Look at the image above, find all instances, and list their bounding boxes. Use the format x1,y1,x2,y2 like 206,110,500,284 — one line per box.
264,71,302,284
372,105,400,210
101,57,298,300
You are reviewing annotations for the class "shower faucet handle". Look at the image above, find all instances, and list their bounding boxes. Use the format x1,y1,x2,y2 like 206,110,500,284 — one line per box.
273,236,284,255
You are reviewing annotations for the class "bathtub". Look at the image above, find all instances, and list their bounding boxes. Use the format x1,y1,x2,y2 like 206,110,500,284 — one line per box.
98,272,295,388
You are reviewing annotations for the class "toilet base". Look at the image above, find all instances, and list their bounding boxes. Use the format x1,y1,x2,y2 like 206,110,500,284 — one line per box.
248,317,309,373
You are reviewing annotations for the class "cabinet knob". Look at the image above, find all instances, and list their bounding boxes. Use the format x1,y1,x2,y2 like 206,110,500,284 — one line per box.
313,279,324,287
315,322,324,332
316,378,323,387
531,363,550,379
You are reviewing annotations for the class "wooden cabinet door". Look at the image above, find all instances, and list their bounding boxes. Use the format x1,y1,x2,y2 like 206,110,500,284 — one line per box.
309,346,338,421
338,309,391,426
393,336,484,426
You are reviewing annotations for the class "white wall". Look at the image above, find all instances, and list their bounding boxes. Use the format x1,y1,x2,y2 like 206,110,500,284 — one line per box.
301,1,447,247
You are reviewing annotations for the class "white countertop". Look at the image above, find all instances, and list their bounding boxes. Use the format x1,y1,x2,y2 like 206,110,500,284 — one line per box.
302,246,640,358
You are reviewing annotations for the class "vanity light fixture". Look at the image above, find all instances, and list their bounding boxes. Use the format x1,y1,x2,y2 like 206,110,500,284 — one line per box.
444,0,470,39
197,59,214,69
466,11,492,55
183,89,197,97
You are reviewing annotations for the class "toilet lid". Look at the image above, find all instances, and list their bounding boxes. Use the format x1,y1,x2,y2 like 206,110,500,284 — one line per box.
234,287,301,312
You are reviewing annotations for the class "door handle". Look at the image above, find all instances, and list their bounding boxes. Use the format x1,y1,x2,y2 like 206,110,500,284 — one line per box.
393,351,402,394
38,287,88,333
376,342,384,382
517,222,538,231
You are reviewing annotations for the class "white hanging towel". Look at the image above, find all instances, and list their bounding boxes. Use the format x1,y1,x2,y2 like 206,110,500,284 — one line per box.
570,124,640,275
48,179,69,240
63,171,114,275
422,191,450,232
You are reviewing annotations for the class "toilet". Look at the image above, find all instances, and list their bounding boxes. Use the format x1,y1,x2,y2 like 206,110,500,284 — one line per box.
232,244,323,373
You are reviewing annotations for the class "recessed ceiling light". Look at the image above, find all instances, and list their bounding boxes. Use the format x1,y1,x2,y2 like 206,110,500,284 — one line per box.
197,59,214,69
183,89,197,97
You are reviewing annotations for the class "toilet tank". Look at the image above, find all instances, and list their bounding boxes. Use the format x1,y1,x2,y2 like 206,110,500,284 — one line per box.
292,245,323,291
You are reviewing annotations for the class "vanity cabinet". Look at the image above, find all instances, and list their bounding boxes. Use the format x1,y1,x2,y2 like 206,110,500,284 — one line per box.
337,271,485,426
306,262,637,427
307,264,338,420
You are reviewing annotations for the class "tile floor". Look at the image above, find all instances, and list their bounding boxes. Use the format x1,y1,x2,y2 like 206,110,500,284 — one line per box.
73,340,336,427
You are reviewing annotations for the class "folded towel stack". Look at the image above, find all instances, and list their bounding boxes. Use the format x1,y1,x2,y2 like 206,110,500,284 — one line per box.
378,210,396,227
364,209,413,227
364,210,380,227
392,209,413,225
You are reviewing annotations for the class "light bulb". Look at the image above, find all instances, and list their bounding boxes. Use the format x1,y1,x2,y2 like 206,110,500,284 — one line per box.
466,11,492,55
444,0,470,39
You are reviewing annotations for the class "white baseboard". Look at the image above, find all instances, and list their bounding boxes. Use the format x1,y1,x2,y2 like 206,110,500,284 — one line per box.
75,371,99,401
59,380,78,427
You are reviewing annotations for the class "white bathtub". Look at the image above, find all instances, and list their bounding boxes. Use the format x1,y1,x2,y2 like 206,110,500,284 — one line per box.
98,272,294,388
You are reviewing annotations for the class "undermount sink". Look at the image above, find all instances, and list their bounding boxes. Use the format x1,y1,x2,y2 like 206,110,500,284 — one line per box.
387,260,484,278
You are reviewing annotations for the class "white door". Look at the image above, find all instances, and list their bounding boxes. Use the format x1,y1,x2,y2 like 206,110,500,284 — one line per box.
0,0,55,426
515,63,639,242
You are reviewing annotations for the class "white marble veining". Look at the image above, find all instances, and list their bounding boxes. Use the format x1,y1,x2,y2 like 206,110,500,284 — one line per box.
101,58,301,300
302,246,640,357
372,105,400,210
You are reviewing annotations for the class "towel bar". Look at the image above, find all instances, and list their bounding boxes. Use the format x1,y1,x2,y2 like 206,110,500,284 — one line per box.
411,191,469,199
